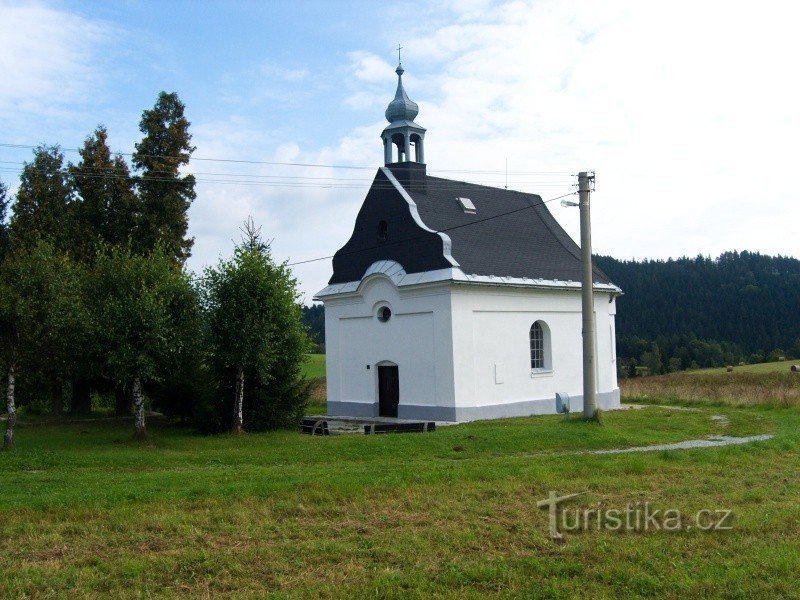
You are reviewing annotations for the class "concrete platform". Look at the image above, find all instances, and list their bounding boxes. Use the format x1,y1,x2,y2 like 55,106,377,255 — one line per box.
303,414,452,435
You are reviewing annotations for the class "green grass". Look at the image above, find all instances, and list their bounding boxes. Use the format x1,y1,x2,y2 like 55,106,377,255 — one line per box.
686,360,797,375
301,353,326,379
622,369,800,408
2,400,799,597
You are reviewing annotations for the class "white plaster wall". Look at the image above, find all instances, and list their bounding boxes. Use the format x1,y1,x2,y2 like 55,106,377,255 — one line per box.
322,275,455,412
450,285,619,411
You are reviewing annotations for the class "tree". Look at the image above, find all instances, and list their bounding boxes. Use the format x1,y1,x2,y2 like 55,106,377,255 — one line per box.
148,274,206,423
0,179,9,260
10,146,75,253
0,242,87,446
766,349,786,363
71,126,140,260
301,304,325,352
595,252,800,358
201,219,310,433
89,246,194,438
640,343,663,376
132,92,196,263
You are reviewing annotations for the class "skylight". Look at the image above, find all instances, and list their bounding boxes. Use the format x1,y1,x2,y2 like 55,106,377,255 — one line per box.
457,197,476,214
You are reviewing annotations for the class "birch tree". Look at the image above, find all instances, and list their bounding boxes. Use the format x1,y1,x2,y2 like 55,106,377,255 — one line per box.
201,220,309,434
89,246,192,439
0,180,9,260
0,181,12,446
0,242,86,447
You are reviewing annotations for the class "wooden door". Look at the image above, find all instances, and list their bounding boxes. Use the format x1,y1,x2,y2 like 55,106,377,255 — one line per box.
378,365,399,418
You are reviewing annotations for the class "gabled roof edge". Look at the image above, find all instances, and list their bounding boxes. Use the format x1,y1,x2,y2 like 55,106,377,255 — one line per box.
380,167,460,268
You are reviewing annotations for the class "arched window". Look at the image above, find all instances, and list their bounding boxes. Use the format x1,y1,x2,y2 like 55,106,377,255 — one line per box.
530,321,551,371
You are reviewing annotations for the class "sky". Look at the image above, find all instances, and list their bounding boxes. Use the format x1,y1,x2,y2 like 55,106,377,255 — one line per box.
1,0,799,302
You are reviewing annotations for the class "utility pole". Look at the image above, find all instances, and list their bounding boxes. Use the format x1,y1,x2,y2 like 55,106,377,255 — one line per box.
579,171,597,418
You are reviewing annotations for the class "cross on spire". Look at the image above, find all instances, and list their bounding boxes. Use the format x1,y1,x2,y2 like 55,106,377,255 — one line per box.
397,44,402,65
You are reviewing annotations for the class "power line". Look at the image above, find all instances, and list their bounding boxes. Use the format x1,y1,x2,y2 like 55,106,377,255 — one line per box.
0,159,573,185
0,165,575,191
285,190,578,267
0,142,574,176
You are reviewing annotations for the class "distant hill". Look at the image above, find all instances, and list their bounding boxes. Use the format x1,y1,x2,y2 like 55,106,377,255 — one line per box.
595,251,800,364
303,251,800,370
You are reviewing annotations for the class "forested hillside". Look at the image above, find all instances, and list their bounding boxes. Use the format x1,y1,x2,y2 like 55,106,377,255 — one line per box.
305,251,800,373
596,252,800,370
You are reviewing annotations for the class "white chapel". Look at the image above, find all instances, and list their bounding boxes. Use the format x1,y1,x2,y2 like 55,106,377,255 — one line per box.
314,61,621,422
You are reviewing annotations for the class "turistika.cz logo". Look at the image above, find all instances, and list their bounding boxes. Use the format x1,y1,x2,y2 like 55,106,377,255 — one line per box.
537,491,733,540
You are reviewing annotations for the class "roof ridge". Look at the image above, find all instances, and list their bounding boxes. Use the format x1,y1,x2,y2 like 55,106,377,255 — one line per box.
424,175,543,198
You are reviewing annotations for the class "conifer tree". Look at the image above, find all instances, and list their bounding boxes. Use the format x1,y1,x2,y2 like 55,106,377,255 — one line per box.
132,92,196,263
10,146,75,253
71,126,139,260
201,219,310,433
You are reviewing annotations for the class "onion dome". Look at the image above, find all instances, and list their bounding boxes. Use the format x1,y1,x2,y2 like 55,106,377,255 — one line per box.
385,65,419,123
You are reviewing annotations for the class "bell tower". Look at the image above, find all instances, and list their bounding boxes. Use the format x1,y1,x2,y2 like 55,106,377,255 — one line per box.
381,57,426,165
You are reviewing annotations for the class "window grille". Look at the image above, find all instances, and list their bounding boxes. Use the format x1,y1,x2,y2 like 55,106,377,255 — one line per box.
530,322,545,369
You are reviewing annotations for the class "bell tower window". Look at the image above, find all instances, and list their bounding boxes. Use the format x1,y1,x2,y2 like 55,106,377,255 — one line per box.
381,62,426,166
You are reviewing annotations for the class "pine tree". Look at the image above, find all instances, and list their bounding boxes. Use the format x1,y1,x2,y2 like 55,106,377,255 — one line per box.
132,92,196,263
10,146,75,253
71,126,139,260
201,219,310,433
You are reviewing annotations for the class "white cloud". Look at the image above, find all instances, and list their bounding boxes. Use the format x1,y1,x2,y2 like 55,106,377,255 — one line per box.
0,3,116,121
364,0,800,268
348,51,395,84
6,0,797,302
187,0,800,300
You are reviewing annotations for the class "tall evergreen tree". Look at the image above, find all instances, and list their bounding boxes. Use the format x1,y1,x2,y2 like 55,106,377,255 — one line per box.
201,219,310,433
71,126,139,260
132,92,196,263
10,146,75,253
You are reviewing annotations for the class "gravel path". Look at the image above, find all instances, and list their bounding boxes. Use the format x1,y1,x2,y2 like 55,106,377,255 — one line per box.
590,434,773,455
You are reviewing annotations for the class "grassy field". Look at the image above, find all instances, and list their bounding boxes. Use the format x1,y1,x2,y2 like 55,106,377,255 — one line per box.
2,369,799,597
622,369,800,408
686,360,798,375
302,354,327,414
301,353,326,379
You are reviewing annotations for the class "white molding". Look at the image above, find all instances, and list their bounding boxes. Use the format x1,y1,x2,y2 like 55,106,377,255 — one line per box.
379,166,460,268
315,259,622,300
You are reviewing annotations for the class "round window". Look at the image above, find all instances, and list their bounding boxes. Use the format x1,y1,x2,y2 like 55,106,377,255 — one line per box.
377,306,392,322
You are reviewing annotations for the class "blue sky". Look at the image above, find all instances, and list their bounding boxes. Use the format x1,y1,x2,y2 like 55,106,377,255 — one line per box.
2,0,799,301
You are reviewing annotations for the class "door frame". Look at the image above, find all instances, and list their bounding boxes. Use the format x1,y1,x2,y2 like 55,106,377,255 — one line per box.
375,360,399,417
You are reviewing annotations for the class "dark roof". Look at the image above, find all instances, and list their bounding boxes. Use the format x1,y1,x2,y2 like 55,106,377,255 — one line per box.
328,164,614,287
411,175,613,285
